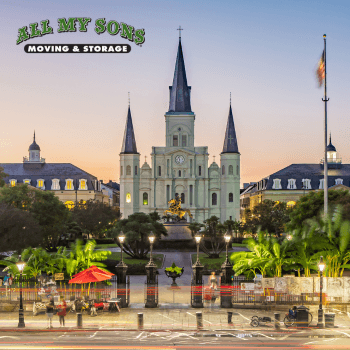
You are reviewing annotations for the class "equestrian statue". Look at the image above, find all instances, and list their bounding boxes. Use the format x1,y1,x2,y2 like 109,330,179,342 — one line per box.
163,194,193,221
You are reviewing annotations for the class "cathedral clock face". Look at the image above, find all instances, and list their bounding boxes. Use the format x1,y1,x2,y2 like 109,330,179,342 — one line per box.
175,155,185,165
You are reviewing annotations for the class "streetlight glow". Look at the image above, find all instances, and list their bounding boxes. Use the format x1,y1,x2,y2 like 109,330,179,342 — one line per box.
195,233,202,244
318,256,325,272
224,233,231,243
148,231,155,244
118,232,125,244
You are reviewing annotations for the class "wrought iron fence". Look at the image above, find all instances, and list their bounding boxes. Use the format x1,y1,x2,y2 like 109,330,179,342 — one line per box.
144,275,158,306
190,280,203,307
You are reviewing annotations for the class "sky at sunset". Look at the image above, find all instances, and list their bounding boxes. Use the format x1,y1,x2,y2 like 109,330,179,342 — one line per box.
1,0,350,186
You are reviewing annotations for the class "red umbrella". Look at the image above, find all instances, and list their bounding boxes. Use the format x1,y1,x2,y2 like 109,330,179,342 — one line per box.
72,266,113,278
69,266,114,284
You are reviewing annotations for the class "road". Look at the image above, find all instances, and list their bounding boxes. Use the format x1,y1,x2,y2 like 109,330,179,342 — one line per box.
0,330,349,349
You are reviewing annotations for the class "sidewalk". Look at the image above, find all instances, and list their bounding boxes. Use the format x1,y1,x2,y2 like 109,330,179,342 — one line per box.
1,306,350,338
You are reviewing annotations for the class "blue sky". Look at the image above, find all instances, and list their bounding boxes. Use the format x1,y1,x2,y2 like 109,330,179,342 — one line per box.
1,0,349,184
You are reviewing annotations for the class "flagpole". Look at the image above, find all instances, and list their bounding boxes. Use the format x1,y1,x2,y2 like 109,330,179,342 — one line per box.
322,34,329,215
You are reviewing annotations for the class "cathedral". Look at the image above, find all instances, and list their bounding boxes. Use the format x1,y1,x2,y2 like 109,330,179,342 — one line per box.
119,37,240,224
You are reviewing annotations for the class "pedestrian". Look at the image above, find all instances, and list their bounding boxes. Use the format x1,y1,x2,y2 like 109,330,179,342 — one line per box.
46,298,54,328
57,298,67,327
208,271,218,290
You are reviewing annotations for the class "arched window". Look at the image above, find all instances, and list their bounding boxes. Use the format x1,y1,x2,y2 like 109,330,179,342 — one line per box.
178,170,181,177
143,192,148,205
198,166,202,176
158,166,161,176
126,192,131,203
212,193,217,206
135,166,138,175
236,165,239,175
229,165,233,175
229,193,233,202
175,192,179,199
173,135,178,146
120,166,123,176
181,193,185,204
222,165,225,175
167,185,170,202
126,165,131,175
65,201,75,210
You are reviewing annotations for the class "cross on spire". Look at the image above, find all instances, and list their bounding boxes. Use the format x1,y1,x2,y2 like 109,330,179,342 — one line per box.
128,92,130,106
177,26,183,39
145,155,147,163
213,155,216,163
228,135,233,144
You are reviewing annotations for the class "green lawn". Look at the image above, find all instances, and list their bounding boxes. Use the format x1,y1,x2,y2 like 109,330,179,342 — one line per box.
95,244,119,249
191,253,229,270
231,243,247,247
108,252,164,269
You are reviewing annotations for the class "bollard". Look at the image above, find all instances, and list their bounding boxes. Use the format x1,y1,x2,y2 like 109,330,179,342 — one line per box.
76,313,83,329
228,311,233,325
274,312,280,330
196,312,203,330
138,313,144,330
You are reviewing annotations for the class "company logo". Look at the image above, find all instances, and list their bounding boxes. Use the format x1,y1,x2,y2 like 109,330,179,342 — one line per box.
17,18,145,54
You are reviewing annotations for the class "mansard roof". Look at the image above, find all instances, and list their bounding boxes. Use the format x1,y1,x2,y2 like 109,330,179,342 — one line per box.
0,163,98,191
168,38,192,113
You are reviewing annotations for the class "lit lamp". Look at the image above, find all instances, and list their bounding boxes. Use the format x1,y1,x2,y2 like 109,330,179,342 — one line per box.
224,233,231,261
194,232,202,264
148,232,155,263
117,232,126,266
16,257,26,328
317,256,325,328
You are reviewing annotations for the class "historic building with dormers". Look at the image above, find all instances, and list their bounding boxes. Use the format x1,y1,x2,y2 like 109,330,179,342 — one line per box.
1,132,109,208
240,136,350,219
119,38,241,224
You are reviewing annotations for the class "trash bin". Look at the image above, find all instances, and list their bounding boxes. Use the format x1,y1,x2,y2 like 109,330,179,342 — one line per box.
325,313,335,328
296,305,309,327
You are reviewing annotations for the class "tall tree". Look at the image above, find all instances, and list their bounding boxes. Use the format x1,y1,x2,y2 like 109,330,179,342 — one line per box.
107,212,167,259
72,199,120,239
288,189,350,231
244,200,291,237
200,216,226,258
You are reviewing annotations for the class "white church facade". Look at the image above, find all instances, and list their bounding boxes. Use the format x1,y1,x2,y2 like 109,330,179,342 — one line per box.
119,38,240,224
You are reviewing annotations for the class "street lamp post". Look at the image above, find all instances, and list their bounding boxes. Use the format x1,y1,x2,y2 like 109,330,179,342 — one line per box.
317,256,325,328
145,232,158,308
17,257,26,328
221,233,233,308
192,231,204,308
116,232,128,308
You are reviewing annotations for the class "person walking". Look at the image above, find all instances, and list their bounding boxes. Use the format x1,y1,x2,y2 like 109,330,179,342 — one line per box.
57,299,67,327
46,298,54,329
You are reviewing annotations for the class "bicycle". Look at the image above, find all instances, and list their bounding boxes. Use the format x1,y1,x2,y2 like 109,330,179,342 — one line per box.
283,310,313,327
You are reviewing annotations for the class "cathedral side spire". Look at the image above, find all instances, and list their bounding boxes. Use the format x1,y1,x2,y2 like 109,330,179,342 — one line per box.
221,99,239,154
168,35,192,113
120,105,138,154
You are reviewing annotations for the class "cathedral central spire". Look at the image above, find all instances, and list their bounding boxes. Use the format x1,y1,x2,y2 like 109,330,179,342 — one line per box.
168,36,192,113
120,105,138,154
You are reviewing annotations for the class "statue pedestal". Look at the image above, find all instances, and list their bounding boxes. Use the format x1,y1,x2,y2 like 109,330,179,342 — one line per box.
162,223,192,240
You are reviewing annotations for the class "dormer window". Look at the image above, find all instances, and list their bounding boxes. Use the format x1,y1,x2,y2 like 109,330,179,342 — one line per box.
302,179,311,190
272,179,281,190
65,179,74,190
79,179,87,190
10,179,17,187
335,178,343,185
51,179,60,190
23,179,31,185
319,179,324,189
37,179,45,189
287,179,296,190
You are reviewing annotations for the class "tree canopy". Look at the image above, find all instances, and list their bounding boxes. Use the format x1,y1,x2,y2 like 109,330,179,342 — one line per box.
107,212,167,259
0,167,9,188
287,189,350,231
244,200,291,236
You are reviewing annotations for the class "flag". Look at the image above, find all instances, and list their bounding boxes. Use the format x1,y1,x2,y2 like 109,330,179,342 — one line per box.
316,51,325,87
